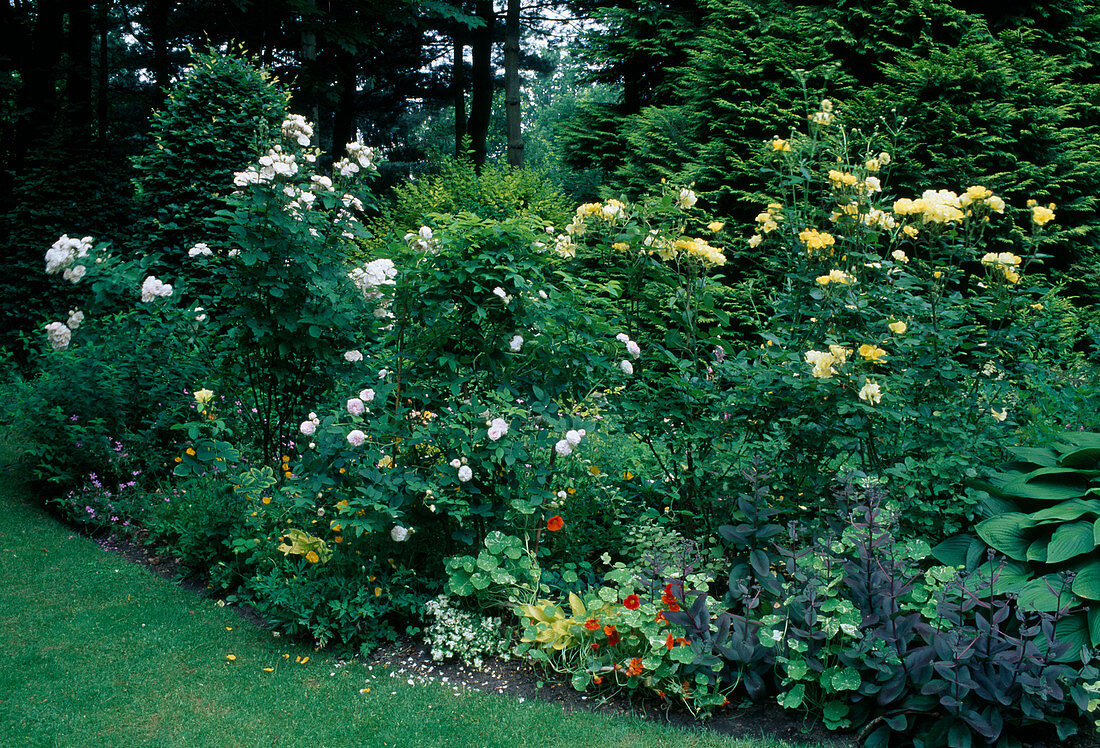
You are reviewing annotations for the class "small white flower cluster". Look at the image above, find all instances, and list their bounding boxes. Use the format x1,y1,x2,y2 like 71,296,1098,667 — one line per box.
140,275,173,303
282,114,314,146
423,595,510,669
449,457,473,482
188,242,213,258
311,174,334,191
45,234,94,281
676,188,698,209
615,333,640,374
404,225,440,254
509,334,524,352
344,350,363,363
492,286,513,304
67,309,84,330
44,321,72,351
334,142,378,177
554,429,585,457
486,417,509,442
300,411,320,436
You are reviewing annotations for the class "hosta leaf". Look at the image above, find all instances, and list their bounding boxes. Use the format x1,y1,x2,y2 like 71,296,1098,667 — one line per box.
1058,447,1100,469
1025,537,1047,564
1031,499,1100,524
568,592,586,618
1055,433,1100,454
1005,446,1060,466
932,534,978,567
1089,606,1100,647
975,513,1035,561
1053,613,1090,663
1016,574,1076,612
1070,559,1100,601
1045,521,1097,564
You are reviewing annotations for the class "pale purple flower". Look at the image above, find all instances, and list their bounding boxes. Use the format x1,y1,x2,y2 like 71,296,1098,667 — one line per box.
359,388,376,402
347,398,365,416
449,458,462,469
625,340,641,359
487,418,510,441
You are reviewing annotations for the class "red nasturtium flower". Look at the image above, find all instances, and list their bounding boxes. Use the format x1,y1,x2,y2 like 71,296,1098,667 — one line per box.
603,625,620,646
592,675,604,685
655,611,667,624
665,632,675,650
626,658,645,677
623,594,640,610
662,582,681,611
546,515,564,532
584,618,600,631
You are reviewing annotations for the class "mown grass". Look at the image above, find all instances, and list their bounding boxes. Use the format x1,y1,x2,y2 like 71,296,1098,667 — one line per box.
0,441,818,748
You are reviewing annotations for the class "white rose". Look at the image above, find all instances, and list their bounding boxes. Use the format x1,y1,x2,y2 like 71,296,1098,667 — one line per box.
391,525,409,542
620,360,634,375
457,465,473,482
344,350,363,363
300,420,317,436
346,429,366,447
347,398,365,416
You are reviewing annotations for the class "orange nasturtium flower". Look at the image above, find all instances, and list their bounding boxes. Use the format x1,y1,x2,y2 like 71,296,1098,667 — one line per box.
623,594,640,610
584,619,601,631
546,515,564,532
625,658,645,677
603,625,620,646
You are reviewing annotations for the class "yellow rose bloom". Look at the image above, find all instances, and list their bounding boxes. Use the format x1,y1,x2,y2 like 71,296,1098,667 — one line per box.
748,234,763,248
902,225,919,238
858,379,882,405
194,388,214,404
1032,204,1055,226
707,221,724,232
888,321,907,334
858,344,887,363
612,242,630,252
771,138,791,152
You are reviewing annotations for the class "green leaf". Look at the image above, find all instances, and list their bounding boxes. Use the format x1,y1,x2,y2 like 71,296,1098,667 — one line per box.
1016,574,1075,612
932,534,977,567
1045,521,1096,564
1070,560,1100,601
975,513,1034,561
1030,499,1100,524
1005,446,1060,467
831,667,861,691
779,683,805,710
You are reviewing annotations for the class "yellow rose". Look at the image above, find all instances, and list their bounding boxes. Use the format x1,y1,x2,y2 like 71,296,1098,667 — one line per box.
194,388,214,404
858,344,887,363
1032,204,1055,226
888,321,907,334
707,221,724,232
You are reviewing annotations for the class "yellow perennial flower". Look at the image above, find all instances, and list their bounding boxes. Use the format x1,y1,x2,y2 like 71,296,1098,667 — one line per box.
799,228,836,256
858,379,882,405
816,269,854,285
194,388,214,404
888,321,907,334
805,349,838,379
707,221,724,232
612,242,630,252
771,137,791,152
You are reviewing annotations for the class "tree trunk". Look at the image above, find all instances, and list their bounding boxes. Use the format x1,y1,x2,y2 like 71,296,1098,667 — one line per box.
453,34,467,158
300,0,320,128
503,0,522,167
64,0,95,144
14,0,65,160
331,55,358,158
467,0,494,170
96,0,111,143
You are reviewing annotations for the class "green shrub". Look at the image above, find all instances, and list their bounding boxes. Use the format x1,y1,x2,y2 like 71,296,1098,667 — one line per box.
131,47,289,257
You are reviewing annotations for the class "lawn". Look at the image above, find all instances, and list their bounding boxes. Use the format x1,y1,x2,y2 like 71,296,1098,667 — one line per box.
0,440,815,748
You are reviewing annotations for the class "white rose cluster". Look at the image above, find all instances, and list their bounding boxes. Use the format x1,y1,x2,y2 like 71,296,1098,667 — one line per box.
187,242,213,258
140,275,173,303
233,145,298,186
509,334,524,352
349,259,397,301
404,225,440,254
45,234,93,281
281,114,314,146
486,417,510,442
554,429,586,457
390,525,409,542
66,309,84,330
334,142,378,177
423,595,510,669
344,350,363,363
300,411,320,436
44,321,72,351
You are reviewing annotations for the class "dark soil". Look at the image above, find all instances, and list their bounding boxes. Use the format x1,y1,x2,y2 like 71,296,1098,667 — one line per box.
84,525,1100,748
